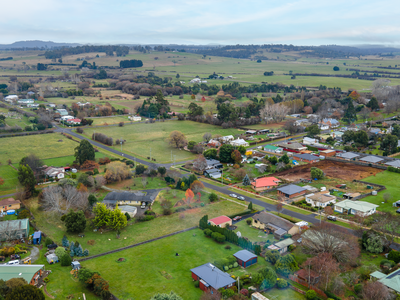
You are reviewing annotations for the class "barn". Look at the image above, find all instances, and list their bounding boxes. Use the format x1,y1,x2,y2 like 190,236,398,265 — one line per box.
233,250,258,268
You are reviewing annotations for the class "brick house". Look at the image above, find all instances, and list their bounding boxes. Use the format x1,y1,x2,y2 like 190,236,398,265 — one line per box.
191,263,236,293
208,216,232,228
293,153,320,163
251,177,280,192
277,184,307,199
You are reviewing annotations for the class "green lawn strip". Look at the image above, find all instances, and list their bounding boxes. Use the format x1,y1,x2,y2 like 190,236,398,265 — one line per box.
313,215,355,229
26,198,246,256
227,187,277,205
105,176,168,191
359,171,400,213
263,287,306,300
0,165,19,193
200,178,226,187
283,205,312,215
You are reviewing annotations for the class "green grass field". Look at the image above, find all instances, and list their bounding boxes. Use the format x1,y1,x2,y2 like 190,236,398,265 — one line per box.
0,133,79,165
360,171,400,213
233,220,277,243
79,120,244,163
0,165,19,194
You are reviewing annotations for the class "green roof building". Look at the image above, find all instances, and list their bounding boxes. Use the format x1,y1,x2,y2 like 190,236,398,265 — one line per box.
0,265,44,285
264,145,283,153
371,269,400,293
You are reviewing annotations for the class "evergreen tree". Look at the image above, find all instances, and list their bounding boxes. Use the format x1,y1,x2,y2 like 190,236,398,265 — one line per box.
17,164,36,196
243,174,251,186
62,235,69,248
74,140,95,165
107,205,127,237
279,153,290,164
342,100,357,124
60,253,72,266
63,210,86,233
366,96,379,111
248,201,253,210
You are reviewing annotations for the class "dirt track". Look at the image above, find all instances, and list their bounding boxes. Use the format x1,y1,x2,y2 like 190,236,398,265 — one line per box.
275,160,383,182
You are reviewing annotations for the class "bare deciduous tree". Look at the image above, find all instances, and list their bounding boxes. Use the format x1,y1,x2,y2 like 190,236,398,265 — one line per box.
94,175,106,189
167,130,188,148
203,132,212,142
141,176,148,188
41,185,88,214
362,281,391,300
193,155,207,173
260,103,290,124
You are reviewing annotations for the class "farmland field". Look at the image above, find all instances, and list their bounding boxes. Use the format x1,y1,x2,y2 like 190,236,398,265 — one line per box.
0,165,19,194
0,133,79,165
79,120,245,163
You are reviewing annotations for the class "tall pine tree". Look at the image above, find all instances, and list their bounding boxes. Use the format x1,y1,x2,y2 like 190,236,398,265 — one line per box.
342,100,357,124
243,174,251,186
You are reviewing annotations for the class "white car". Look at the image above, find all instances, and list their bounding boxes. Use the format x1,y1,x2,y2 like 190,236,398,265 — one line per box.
229,194,238,198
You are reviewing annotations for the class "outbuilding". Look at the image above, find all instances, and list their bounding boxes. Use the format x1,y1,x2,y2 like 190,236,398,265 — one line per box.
0,265,44,286
46,253,59,264
208,216,232,228
277,184,307,199
268,238,295,254
71,261,81,270
32,231,42,244
191,263,236,293
233,250,257,268
293,153,320,163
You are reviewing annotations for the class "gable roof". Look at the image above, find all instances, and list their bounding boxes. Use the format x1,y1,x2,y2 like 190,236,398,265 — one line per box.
190,263,236,290
233,250,257,262
371,269,400,293
252,211,296,231
251,177,280,188
359,155,384,163
103,190,159,204
274,238,295,248
338,152,360,159
294,153,319,161
209,215,231,225
279,142,306,150
277,184,306,196
386,160,400,168
0,265,44,283
0,198,21,207
335,200,378,213
307,192,336,203
264,145,281,151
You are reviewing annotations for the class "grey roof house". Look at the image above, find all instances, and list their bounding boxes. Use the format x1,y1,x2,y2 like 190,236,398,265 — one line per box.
190,263,236,292
359,155,384,164
338,152,360,160
386,160,400,168
252,211,300,239
277,184,307,198
103,190,159,206
293,153,320,163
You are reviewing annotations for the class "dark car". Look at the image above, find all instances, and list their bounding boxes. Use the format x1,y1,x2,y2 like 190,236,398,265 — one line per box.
237,196,245,201
396,208,400,214
327,215,337,221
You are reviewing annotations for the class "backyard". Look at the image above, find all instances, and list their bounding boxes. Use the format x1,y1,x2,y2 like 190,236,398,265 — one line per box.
233,219,277,244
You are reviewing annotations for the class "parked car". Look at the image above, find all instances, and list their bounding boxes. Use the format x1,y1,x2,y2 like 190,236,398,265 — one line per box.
237,196,245,201
327,215,337,221
229,194,238,198
396,208,400,214
233,216,242,221
7,260,20,265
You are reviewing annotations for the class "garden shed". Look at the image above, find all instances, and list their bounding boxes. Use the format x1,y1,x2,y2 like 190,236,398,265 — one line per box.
71,261,81,270
233,250,257,268
46,253,59,264
32,231,42,244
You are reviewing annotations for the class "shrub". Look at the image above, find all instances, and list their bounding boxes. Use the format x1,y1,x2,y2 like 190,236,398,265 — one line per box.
125,212,131,221
354,283,363,294
265,249,280,265
17,209,30,219
276,278,288,289
209,193,218,202
233,262,238,268
194,280,199,288
388,250,400,263
204,229,213,237
76,128,84,134
137,215,155,222
225,245,231,250
246,218,252,225
288,244,296,251
306,290,317,300
240,289,249,296
275,254,299,276
44,277,50,283
60,253,72,266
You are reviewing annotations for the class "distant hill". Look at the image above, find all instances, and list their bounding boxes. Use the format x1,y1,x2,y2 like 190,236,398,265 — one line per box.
0,40,80,49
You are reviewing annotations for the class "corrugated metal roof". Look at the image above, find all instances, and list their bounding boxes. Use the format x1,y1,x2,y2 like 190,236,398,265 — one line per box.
233,250,257,262
190,263,235,290
0,265,44,283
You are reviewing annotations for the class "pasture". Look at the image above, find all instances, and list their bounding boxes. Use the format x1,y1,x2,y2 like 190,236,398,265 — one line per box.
79,120,246,163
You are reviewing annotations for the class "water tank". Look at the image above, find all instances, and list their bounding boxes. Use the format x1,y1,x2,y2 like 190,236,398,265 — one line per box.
7,210,15,215
372,191,377,196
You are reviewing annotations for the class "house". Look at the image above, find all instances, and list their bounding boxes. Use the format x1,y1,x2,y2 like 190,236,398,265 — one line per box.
264,145,283,153
259,129,270,134
337,152,360,160
0,218,29,241
208,216,232,227
0,265,44,286
0,198,21,211
27,103,39,108
47,103,56,108
103,190,159,207
245,130,257,135
128,115,141,121
320,150,336,157
233,250,257,268
207,139,221,148
191,263,236,292
230,139,249,147
76,101,91,107
277,184,307,199
4,95,18,103
190,78,201,84
370,269,400,294
294,119,311,126
251,177,280,192
278,142,307,152
205,159,223,170
66,118,81,125
60,115,75,122
359,155,384,164
268,238,295,254
294,269,320,285
252,211,300,239
220,135,234,143
204,168,222,179
303,137,318,145
43,167,65,179
56,109,69,116
118,206,137,218
320,118,340,128
385,160,400,168
46,253,59,264
293,153,320,163
369,128,381,135
305,192,336,207
17,99,34,106
334,200,379,216
331,131,344,140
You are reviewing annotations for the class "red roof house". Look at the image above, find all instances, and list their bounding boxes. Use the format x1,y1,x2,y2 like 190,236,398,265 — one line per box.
66,118,81,125
251,177,280,192
208,216,232,227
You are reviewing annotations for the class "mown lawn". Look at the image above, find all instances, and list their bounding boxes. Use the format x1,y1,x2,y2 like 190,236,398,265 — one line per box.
83,229,243,300
263,288,306,300
0,133,78,165
361,171,400,213
25,197,247,256
233,220,278,243
0,165,19,194
79,120,243,163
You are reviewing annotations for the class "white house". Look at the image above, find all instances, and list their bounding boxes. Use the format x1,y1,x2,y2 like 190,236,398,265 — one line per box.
66,118,81,125
43,167,65,179
303,137,318,145
60,115,74,121
190,78,201,84
17,99,34,105
220,135,234,143
4,95,18,103
128,115,141,121
334,200,378,216
305,192,336,208
230,139,249,147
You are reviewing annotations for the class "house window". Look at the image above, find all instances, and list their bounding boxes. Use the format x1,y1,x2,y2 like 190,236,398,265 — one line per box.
254,220,257,223
9,205,11,207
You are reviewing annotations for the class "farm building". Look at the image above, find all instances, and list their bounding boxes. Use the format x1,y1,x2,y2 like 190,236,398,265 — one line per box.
293,153,320,163
334,200,378,216
359,155,384,164
245,130,257,135
264,144,283,153
208,216,232,227
233,250,257,268
268,238,295,254
230,138,249,147
337,152,360,160
277,184,307,199
0,265,44,285
0,218,29,241
320,150,336,157
190,263,236,293
385,160,400,168
252,211,300,239
305,192,336,207
0,198,21,211
251,177,280,192
103,190,159,207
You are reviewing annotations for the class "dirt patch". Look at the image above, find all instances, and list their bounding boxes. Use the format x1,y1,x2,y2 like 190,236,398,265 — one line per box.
275,160,383,182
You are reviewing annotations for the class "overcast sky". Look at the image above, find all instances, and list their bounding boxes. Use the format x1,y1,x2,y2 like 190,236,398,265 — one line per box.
1,0,400,46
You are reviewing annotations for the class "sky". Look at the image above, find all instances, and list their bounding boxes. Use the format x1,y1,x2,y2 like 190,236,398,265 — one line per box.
1,0,400,46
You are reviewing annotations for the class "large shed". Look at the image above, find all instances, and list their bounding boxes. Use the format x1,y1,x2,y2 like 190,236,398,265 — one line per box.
0,218,29,241
0,265,44,285
233,250,257,268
